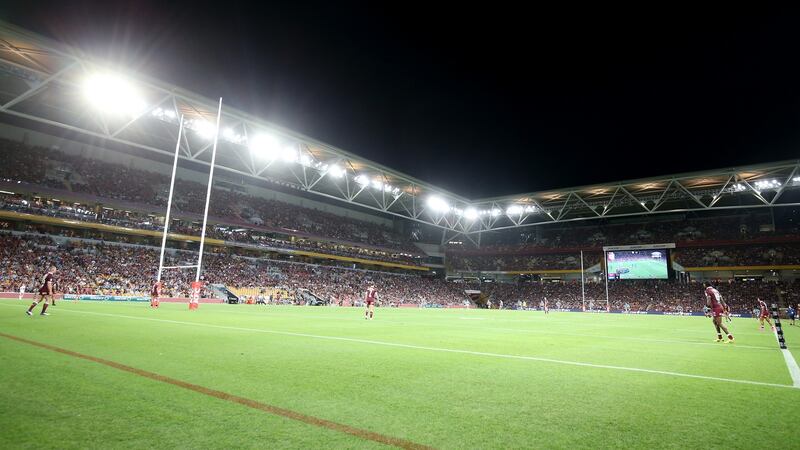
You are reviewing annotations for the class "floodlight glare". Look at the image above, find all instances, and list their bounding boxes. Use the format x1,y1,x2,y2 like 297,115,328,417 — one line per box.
506,204,523,215
299,154,313,166
281,145,298,163
464,207,478,220
83,73,145,117
354,174,370,186
192,120,216,139
427,196,451,213
328,165,345,178
249,134,281,160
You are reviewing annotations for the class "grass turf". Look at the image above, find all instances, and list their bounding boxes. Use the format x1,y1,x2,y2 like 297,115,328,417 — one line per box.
1,299,798,449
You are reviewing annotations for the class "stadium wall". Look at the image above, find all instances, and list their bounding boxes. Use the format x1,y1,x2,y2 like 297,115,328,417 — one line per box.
0,123,393,227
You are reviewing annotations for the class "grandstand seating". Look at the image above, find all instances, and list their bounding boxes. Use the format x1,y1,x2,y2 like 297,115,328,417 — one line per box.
1,233,796,312
0,138,421,258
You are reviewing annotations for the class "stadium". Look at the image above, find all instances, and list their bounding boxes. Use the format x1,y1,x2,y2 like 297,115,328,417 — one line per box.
1,15,799,449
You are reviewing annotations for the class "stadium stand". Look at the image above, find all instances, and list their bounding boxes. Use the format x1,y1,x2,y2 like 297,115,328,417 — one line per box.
1,232,796,313
2,139,799,313
0,139,421,259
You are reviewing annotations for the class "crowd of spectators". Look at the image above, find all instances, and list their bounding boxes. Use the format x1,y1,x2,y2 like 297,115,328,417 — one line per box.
0,138,418,254
673,244,800,267
0,233,458,305
447,252,602,272
0,192,422,265
1,233,796,313
454,215,796,254
482,278,795,314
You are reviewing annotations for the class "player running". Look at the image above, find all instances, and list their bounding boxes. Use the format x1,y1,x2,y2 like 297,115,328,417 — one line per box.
787,304,796,326
703,282,734,343
26,266,57,316
365,285,377,320
757,298,775,332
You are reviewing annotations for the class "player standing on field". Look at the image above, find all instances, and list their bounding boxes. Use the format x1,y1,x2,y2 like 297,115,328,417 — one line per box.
756,298,775,332
787,305,796,326
150,281,161,308
18,283,25,300
365,285,377,320
26,266,57,316
703,282,734,343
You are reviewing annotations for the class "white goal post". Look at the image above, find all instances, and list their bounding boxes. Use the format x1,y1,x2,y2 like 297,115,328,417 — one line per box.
156,98,223,285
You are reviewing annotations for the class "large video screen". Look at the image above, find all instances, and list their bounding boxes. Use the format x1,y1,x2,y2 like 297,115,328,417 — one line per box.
606,249,669,280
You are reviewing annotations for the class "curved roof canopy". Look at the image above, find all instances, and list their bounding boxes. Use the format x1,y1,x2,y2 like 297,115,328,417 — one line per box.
0,20,798,244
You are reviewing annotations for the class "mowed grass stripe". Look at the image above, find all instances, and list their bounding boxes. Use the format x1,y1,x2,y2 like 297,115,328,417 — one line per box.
36,306,799,391
0,332,433,450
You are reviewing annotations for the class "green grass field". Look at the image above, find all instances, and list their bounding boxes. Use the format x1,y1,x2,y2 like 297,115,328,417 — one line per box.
1,299,799,449
608,258,668,279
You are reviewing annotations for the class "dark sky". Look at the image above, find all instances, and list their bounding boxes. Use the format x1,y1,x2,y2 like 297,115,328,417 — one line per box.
2,3,800,198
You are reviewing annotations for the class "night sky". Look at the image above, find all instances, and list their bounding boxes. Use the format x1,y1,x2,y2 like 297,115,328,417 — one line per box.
2,3,800,198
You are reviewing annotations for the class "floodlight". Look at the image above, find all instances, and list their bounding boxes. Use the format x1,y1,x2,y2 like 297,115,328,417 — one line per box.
83,73,145,117
328,165,345,178
506,204,523,215
427,196,450,213
192,120,216,139
223,127,243,143
354,174,370,186
299,154,313,166
249,134,281,160
464,207,478,220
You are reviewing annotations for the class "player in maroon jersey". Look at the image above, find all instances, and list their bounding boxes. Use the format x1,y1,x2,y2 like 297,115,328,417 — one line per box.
756,298,775,332
365,285,377,320
26,266,57,316
703,282,734,343
150,281,161,308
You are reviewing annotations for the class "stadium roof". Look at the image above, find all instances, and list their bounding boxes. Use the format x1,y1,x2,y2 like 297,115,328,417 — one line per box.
0,20,798,245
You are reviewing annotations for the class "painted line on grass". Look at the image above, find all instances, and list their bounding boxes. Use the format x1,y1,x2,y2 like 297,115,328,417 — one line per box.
772,329,800,387
172,306,776,350
780,350,800,388
30,306,800,391
0,332,433,450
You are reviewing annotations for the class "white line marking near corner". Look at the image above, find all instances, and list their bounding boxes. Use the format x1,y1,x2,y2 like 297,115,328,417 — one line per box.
780,350,800,388
5,304,796,391
773,328,800,387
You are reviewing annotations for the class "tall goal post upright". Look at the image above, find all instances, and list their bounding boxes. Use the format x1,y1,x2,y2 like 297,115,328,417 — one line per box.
195,97,223,282
153,98,223,308
580,250,586,311
604,250,610,312
157,114,185,283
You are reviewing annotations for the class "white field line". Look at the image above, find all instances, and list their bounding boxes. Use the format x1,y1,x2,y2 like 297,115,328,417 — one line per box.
157,305,776,350
772,328,800,387
0,302,775,350
3,304,796,391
